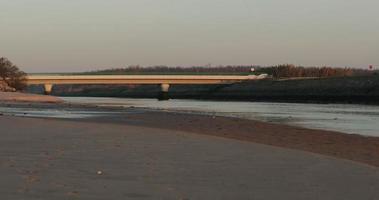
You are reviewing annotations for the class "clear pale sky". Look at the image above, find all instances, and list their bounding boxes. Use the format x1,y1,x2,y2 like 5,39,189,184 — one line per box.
1,0,378,72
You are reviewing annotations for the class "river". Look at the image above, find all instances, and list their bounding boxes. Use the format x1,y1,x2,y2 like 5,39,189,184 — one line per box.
1,97,379,137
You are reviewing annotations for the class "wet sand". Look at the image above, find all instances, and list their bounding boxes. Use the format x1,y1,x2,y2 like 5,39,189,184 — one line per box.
0,116,378,199
109,110,379,167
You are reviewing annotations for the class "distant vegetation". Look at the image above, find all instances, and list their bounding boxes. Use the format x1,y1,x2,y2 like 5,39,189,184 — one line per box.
81,64,377,78
80,65,255,75
0,57,27,91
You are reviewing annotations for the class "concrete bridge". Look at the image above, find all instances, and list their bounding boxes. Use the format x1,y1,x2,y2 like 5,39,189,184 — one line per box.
26,74,267,99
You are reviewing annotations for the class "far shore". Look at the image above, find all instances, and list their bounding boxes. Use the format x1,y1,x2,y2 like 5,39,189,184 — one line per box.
39,75,379,105
1,98,379,168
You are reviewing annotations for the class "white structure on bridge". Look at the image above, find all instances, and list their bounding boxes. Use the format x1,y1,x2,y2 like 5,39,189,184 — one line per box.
26,74,267,95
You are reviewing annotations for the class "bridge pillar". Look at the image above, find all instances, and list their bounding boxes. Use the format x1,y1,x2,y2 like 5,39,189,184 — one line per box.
43,84,53,95
158,83,170,100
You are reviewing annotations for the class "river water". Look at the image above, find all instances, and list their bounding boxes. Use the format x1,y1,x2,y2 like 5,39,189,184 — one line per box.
59,97,379,137
1,97,378,137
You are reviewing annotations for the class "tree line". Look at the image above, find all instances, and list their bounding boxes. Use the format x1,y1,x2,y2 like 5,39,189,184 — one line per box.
83,65,255,75
256,64,375,78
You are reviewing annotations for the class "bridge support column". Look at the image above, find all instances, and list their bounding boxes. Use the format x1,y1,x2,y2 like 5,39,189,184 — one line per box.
158,83,170,100
43,84,53,95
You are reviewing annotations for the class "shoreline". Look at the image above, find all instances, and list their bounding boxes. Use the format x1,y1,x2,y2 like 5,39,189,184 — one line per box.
1,100,379,167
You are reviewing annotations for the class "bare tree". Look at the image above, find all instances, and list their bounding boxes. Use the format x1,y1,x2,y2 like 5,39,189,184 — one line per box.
0,57,27,91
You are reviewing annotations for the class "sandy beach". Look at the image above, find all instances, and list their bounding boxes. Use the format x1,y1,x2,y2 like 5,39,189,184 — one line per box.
0,115,378,199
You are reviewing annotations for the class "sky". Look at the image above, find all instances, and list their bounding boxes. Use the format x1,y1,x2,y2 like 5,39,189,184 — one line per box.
0,0,378,72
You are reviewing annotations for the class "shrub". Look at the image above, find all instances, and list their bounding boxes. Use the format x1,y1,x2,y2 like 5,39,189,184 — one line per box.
0,57,27,91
